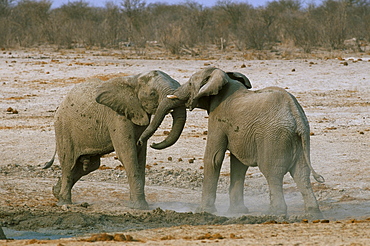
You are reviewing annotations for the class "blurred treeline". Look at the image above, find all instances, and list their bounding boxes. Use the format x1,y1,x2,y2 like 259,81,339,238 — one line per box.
0,0,369,54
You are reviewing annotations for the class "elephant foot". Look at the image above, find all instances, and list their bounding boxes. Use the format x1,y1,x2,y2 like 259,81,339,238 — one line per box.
56,199,72,206
267,208,287,218
196,204,217,214
125,200,149,210
227,205,249,215
305,208,324,220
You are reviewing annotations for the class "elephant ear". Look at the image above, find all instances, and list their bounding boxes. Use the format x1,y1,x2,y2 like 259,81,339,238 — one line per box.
193,69,229,100
226,72,252,89
95,78,150,126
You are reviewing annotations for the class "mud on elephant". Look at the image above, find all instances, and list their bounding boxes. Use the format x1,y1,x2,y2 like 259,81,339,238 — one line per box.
139,67,325,218
44,70,186,209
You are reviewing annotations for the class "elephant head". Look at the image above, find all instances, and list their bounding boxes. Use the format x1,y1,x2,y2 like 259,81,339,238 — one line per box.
96,70,186,148
138,67,251,149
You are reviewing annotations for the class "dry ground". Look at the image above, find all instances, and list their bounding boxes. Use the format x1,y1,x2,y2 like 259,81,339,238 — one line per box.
0,47,369,245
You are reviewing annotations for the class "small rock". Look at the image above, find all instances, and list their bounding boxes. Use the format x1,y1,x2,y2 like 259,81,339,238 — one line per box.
80,202,90,208
6,107,18,114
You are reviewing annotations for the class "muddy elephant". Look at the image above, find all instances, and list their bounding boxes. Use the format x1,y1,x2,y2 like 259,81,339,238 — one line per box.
138,67,325,218
44,70,186,209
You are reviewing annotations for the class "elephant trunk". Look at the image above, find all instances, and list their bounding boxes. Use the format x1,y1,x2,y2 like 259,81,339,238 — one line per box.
138,97,187,150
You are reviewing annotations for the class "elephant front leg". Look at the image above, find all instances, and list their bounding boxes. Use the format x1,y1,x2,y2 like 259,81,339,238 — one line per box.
126,176,148,210
198,137,226,213
228,154,249,214
111,125,149,210
118,144,149,210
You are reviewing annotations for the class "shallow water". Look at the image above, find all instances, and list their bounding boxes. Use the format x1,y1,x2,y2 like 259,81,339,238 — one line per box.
2,228,73,240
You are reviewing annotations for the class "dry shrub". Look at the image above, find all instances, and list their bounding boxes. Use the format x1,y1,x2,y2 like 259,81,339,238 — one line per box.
0,0,369,56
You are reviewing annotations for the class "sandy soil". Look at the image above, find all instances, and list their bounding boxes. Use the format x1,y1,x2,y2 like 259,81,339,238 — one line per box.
0,47,369,245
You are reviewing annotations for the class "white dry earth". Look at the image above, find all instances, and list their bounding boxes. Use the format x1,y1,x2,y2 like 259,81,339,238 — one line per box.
0,48,369,245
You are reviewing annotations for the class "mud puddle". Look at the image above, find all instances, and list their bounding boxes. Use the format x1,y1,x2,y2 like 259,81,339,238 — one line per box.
1,207,307,240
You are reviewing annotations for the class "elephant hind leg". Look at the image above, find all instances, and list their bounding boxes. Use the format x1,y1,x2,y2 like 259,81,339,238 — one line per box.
265,174,287,216
56,154,101,205
56,155,77,205
290,157,323,219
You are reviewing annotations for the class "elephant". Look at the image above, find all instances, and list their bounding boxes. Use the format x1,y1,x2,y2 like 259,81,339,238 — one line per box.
43,70,186,209
138,67,325,218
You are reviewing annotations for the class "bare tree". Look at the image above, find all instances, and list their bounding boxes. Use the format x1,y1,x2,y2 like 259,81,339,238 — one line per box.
121,0,148,48
0,0,15,46
0,0,369,53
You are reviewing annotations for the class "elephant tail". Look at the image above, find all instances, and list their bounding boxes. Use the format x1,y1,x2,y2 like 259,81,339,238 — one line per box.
302,136,325,183
298,118,325,183
290,92,325,183
43,149,56,169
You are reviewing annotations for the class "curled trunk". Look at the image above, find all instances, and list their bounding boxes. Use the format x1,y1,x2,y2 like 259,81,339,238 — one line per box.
138,97,187,149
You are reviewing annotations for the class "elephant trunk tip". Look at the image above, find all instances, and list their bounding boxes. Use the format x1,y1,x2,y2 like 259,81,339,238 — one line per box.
136,139,145,147
150,141,171,150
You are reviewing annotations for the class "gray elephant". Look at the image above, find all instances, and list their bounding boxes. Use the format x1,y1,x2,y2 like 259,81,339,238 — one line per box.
138,67,325,218
44,70,186,209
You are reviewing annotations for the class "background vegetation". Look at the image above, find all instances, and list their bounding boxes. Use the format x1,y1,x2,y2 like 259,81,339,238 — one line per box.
0,0,369,55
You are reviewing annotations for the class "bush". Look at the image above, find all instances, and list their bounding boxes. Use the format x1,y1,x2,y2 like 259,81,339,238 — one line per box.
0,0,369,54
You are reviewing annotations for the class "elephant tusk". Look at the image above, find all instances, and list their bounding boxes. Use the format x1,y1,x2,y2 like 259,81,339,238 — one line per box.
167,95,178,99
